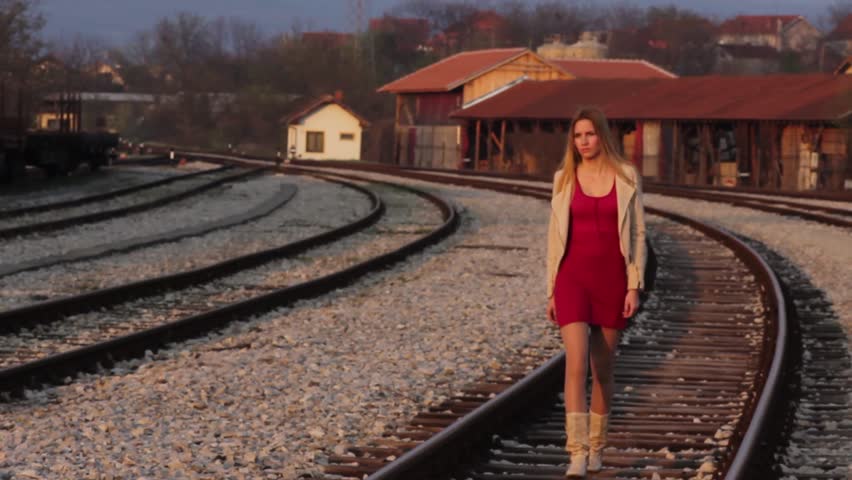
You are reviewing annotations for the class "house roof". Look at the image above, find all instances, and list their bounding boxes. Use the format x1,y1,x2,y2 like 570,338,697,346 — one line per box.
280,95,370,127
718,15,802,35
826,14,852,41
549,58,677,79
377,47,528,93
450,74,852,122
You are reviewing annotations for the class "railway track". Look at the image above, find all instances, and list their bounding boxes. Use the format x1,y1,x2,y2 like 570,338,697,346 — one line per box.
0,163,227,220
290,160,852,229
0,165,261,239
157,152,849,477
0,172,458,398
0,183,297,279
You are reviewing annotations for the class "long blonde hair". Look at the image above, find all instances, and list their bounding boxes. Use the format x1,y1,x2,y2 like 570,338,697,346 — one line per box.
556,107,634,192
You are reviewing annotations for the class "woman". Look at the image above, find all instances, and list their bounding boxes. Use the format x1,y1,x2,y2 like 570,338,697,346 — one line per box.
545,107,646,477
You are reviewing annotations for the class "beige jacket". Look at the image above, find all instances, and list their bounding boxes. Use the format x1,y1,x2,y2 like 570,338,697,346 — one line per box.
546,162,647,299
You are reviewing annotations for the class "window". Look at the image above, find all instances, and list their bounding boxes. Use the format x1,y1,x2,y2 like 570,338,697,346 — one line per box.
340,132,355,141
306,131,324,153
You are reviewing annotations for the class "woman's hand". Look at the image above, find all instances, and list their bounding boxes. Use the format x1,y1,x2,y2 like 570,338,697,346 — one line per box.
623,289,640,318
546,296,557,325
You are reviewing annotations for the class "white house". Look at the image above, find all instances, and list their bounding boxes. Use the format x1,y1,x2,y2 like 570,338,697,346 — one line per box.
282,94,370,161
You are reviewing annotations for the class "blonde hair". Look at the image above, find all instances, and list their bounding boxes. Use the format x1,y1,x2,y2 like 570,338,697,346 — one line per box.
556,107,634,192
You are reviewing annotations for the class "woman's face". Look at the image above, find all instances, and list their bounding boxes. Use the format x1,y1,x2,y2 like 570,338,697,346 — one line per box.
573,119,601,160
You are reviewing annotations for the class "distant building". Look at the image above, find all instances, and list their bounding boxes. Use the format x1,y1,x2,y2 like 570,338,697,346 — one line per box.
537,32,609,60
281,93,369,161
715,44,781,74
36,92,162,133
717,15,821,53
88,61,125,88
377,48,569,169
824,14,852,57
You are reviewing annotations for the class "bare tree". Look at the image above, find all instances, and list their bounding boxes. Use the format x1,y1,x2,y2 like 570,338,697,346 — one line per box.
0,0,45,77
820,0,852,32
151,12,212,91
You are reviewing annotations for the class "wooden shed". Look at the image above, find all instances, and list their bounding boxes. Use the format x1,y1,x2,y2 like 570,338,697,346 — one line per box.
377,48,569,169
450,74,852,191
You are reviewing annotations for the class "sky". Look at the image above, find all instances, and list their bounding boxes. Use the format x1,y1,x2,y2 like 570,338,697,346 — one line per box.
38,0,841,46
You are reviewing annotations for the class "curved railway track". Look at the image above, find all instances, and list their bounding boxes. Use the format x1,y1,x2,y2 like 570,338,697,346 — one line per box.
0,171,459,398
290,160,852,229
0,183,297,278
160,152,849,477
0,163,228,220
0,166,262,239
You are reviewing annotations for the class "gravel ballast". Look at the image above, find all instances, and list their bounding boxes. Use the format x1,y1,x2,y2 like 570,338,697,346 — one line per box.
644,193,852,341
0,174,372,309
0,177,557,479
0,173,279,266
2,171,848,479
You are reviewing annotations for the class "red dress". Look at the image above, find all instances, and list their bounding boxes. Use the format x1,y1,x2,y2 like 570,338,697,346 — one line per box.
553,177,628,330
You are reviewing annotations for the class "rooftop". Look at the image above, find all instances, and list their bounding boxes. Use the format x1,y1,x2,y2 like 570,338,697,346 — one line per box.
377,48,528,93
718,15,803,36
549,58,677,79
450,75,852,122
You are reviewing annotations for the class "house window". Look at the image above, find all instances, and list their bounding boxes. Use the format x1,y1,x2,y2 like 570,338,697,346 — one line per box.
306,131,324,153
340,132,355,141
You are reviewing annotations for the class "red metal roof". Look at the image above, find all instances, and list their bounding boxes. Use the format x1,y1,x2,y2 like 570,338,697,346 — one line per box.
450,75,852,122
826,14,852,41
718,15,802,35
281,95,370,127
549,58,677,79
377,48,528,93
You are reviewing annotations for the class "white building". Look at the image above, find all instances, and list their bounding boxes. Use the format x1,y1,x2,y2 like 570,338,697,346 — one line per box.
282,94,369,161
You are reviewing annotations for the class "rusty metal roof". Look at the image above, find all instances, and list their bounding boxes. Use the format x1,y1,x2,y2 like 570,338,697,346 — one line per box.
377,48,528,93
549,58,677,79
450,74,852,122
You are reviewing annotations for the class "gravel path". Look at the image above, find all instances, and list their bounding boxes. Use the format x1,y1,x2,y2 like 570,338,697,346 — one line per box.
0,174,371,310
0,177,557,479
0,172,278,266
645,193,852,342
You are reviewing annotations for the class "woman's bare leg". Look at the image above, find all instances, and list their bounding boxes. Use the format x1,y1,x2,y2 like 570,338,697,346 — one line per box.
589,326,620,414
560,322,590,413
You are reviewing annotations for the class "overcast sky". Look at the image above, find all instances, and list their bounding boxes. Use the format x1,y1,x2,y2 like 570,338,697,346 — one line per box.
39,0,841,46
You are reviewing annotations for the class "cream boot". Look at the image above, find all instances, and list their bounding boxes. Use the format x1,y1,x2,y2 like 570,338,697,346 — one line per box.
588,412,610,472
564,412,588,477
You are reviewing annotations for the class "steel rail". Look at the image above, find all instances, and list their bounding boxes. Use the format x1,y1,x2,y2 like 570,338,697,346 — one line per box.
0,167,262,239
267,159,788,479
0,175,459,398
0,165,232,219
0,175,379,334
151,151,792,476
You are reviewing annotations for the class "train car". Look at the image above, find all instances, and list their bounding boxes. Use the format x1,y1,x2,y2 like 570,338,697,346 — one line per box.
0,84,119,182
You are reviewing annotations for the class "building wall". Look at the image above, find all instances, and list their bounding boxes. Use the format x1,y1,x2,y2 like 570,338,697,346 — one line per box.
287,104,363,161
462,52,569,104
718,33,779,49
782,21,822,52
396,125,460,169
